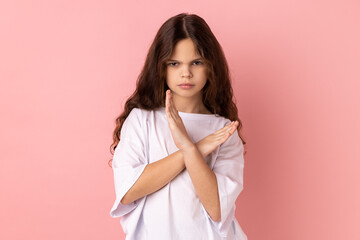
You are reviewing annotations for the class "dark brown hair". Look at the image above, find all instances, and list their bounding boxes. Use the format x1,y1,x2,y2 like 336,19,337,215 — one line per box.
108,13,247,167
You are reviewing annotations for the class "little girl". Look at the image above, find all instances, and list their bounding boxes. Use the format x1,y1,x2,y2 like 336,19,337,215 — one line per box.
109,13,248,240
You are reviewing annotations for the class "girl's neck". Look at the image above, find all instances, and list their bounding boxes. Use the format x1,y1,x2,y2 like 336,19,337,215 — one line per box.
172,94,211,114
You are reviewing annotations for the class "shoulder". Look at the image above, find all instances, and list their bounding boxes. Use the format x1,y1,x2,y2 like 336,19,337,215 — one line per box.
119,107,162,146
127,107,147,118
125,108,152,125
121,108,151,137
123,107,163,133
213,114,232,128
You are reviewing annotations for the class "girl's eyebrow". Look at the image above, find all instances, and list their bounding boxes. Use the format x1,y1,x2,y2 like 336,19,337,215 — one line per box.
167,57,203,62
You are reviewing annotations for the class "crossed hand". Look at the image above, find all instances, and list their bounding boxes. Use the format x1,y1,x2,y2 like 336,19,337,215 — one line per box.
165,89,239,157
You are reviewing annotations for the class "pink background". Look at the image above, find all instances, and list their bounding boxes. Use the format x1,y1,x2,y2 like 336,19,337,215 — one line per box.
1,0,359,239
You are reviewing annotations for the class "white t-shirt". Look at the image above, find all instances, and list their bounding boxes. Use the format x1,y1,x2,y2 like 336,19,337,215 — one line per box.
110,107,247,240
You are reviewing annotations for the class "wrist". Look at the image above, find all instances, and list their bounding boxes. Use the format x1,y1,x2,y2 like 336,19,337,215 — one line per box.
195,141,206,158
180,141,197,153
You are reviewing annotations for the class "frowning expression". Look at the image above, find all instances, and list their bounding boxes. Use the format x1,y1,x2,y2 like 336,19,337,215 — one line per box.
166,38,208,100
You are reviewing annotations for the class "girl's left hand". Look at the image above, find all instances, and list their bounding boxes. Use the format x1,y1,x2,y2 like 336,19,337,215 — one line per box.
165,89,194,150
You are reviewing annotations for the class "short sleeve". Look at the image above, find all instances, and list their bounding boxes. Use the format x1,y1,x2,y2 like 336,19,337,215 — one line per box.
109,108,148,218
201,120,245,237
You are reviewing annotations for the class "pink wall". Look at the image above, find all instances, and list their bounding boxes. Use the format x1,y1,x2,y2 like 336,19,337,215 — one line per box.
1,0,359,239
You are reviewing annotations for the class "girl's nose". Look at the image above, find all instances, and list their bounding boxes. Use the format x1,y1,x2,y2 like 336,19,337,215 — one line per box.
181,67,193,78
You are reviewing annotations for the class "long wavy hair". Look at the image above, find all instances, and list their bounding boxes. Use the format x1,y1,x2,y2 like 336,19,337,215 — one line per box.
108,13,247,167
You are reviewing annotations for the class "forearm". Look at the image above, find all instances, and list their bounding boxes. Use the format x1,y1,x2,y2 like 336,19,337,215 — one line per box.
120,149,185,205
182,144,221,222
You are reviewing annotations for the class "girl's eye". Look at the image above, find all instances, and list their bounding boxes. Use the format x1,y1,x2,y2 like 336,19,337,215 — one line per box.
167,61,202,66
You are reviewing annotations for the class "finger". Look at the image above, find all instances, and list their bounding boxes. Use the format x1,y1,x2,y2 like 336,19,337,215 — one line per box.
214,121,236,134
223,124,238,139
226,121,238,131
165,90,172,120
216,122,238,142
165,90,169,107
169,91,180,121
169,91,177,113
219,129,235,142
165,91,168,112
227,121,238,133
167,90,174,116
165,90,170,113
228,125,237,135
222,132,232,142
167,92,180,127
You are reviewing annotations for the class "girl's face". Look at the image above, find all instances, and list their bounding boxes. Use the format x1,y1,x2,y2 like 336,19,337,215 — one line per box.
166,38,207,102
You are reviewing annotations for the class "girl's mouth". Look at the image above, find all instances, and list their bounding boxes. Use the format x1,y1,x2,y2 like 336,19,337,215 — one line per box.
178,84,194,89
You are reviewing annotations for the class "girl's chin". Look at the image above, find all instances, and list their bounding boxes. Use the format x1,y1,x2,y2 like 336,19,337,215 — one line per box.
172,92,202,99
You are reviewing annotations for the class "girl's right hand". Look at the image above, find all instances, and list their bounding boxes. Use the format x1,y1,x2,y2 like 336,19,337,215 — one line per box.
196,121,239,158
